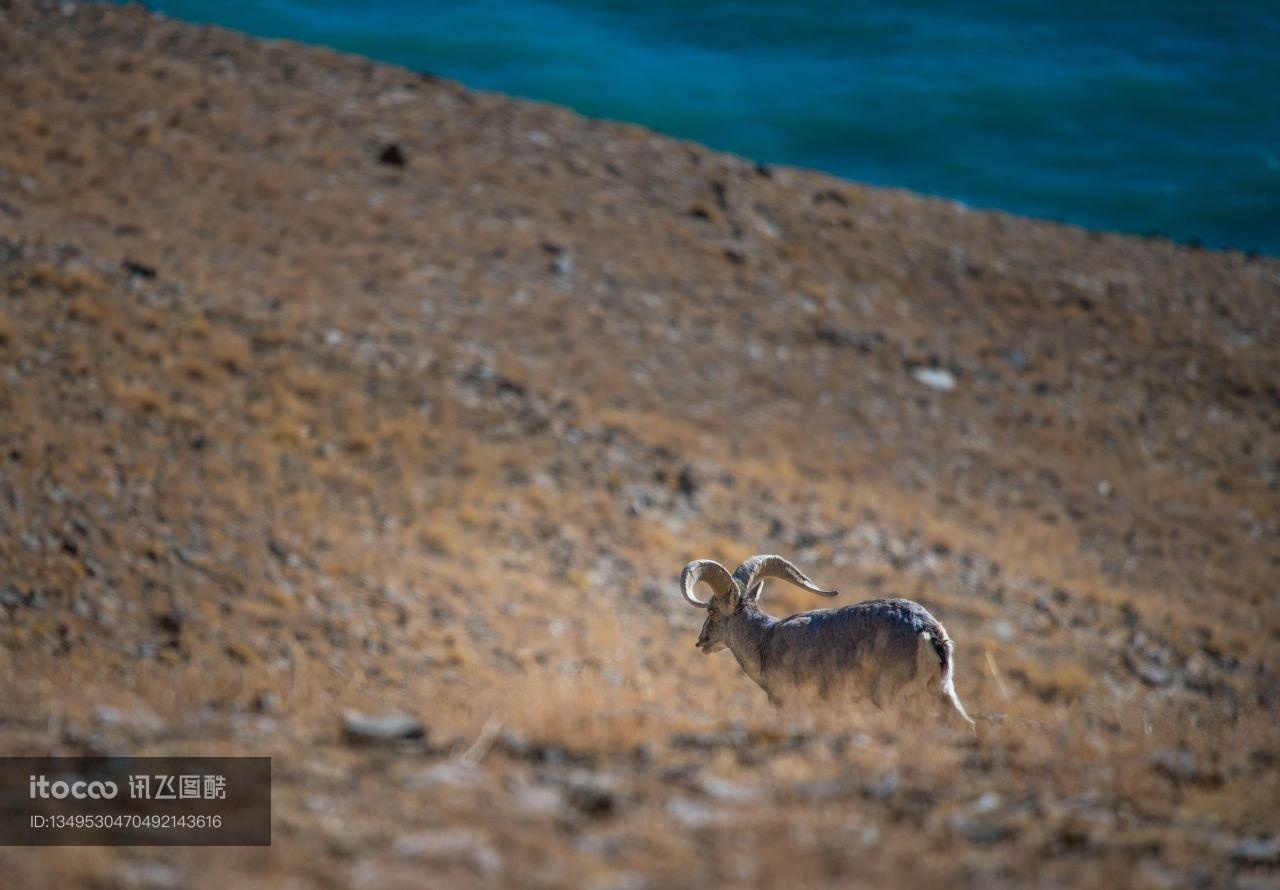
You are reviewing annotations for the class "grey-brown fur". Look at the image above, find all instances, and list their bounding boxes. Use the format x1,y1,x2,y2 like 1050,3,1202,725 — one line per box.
681,555,974,729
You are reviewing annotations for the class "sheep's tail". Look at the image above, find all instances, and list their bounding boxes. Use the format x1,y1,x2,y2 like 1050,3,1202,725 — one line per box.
931,631,975,728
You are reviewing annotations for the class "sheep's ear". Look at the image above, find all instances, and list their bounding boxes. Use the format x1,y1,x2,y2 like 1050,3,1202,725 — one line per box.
714,583,742,611
746,581,764,602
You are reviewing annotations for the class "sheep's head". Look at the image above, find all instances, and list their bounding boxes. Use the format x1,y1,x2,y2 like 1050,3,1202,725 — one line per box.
697,590,739,653
680,555,838,654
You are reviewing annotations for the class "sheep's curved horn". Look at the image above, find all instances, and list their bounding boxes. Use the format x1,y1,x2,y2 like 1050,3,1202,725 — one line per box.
680,560,737,609
733,555,838,601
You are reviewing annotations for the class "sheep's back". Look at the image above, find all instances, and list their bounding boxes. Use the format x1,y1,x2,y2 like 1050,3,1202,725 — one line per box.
763,598,945,703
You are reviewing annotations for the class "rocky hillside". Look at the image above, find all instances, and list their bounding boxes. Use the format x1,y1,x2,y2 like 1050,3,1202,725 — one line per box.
1,2,1277,887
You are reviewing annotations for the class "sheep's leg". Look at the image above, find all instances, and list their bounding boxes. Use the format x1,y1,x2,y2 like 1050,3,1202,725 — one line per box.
873,653,929,728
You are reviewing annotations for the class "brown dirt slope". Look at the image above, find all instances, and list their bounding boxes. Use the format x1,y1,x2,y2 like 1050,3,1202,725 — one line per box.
1,2,1277,887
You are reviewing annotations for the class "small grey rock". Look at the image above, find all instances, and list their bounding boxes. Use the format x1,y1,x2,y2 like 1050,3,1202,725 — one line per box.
114,860,181,889
698,776,759,803
562,770,621,819
93,705,164,734
666,796,712,829
866,771,900,801
1149,748,1200,783
392,828,502,874
948,812,1018,845
1231,836,1280,865
910,366,956,391
408,761,481,789
342,711,424,743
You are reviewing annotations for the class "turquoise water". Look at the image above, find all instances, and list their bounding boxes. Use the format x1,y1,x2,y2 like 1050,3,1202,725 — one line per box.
137,1,1280,253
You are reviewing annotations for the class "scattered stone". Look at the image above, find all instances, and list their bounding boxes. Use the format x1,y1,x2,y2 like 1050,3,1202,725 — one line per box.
910,366,956,391
675,465,697,498
669,729,749,751
813,188,849,207
947,811,1018,845
698,776,759,803
1126,654,1173,687
377,143,406,167
1150,748,1216,785
792,775,860,803
408,761,482,789
865,771,900,801
971,791,1001,813
121,259,156,279
61,723,110,756
539,240,574,276
710,180,728,211
1183,651,1218,693
666,796,712,829
1138,664,1172,687
498,733,595,767
814,325,885,353
990,619,1016,642
342,710,424,743
512,782,565,818
93,705,164,734
155,610,182,636
391,828,502,874
562,771,620,819
573,833,625,859
114,860,181,888
250,691,280,715
1230,835,1280,866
